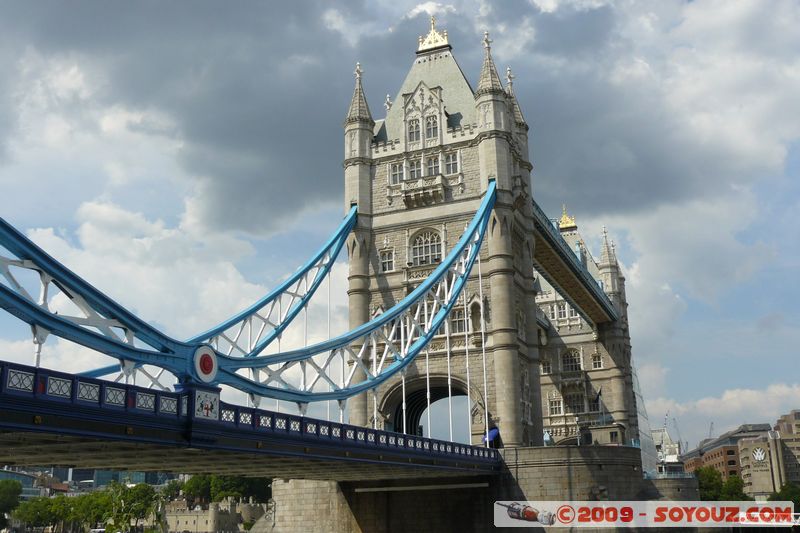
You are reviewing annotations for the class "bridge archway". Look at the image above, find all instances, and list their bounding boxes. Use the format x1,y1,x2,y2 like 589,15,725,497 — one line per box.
378,374,487,444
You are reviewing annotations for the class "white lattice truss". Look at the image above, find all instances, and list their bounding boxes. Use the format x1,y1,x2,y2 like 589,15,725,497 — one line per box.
196,250,333,358
226,219,487,405
0,254,170,390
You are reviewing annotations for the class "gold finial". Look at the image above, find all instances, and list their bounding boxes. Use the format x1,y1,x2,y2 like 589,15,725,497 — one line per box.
559,204,577,230
418,14,449,52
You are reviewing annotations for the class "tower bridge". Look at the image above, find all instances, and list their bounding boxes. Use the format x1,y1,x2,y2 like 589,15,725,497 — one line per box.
0,17,687,533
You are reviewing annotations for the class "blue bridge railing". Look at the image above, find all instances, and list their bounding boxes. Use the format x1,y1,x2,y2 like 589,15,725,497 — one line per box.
0,360,499,464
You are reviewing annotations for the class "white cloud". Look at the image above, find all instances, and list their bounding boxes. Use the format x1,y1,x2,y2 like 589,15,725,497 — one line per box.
529,0,610,15
636,362,668,399
12,204,350,391
646,383,800,450
405,2,457,19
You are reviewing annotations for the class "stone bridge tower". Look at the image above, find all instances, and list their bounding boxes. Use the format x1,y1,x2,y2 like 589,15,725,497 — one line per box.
344,18,542,447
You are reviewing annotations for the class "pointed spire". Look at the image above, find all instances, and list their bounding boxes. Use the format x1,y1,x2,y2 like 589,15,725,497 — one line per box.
476,31,504,97
505,66,527,127
599,226,616,266
345,62,373,126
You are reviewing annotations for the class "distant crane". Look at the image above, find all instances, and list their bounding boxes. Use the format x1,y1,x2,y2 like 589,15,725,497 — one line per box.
672,417,686,455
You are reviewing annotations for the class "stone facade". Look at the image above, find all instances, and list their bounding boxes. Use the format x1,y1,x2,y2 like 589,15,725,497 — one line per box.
166,498,267,533
267,447,697,532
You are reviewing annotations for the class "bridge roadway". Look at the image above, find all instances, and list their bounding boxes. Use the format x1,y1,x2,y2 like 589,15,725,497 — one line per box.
0,361,499,481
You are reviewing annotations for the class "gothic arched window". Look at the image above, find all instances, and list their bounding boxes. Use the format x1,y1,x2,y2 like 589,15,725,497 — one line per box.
410,231,442,266
425,115,438,138
408,119,420,142
561,350,582,372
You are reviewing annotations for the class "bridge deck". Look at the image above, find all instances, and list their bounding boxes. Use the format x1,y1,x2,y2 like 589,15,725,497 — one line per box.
0,362,499,481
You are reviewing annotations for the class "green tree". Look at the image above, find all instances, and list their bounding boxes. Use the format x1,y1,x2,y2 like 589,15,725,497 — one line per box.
210,476,248,502
183,474,211,503
129,483,156,528
210,476,270,503
695,466,723,501
48,495,72,532
71,491,113,530
14,496,57,528
0,479,22,529
719,475,752,501
768,482,800,509
161,479,184,501
106,481,135,533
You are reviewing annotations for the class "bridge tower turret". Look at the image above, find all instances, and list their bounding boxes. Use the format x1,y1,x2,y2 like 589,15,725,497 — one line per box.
344,19,542,446
344,63,375,426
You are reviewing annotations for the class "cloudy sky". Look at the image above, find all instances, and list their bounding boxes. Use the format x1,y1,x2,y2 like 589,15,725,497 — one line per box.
0,0,798,449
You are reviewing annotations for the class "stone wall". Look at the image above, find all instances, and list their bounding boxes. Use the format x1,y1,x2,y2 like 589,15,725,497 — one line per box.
267,445,698,532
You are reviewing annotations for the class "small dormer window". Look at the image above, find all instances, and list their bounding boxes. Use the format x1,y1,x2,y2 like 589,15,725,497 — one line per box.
425,115,438,138
427,156,439,176
408,119,420,142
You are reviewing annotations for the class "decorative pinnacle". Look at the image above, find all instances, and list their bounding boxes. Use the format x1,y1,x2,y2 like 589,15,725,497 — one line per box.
418,14,449,52
345,61,373,125
476,30,504,96
558,204,577,230
384,94,393,111
483,31,492,50
506,66,515,90
600,226,616,265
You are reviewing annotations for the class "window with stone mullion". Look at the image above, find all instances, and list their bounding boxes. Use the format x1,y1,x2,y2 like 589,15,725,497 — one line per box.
411,231,442,266
427,156,440,176
408,119,420,142
445,153,458,174
409,160,422,179
425,115,438,138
